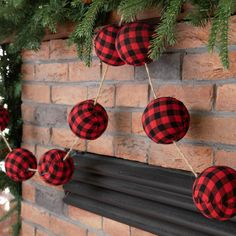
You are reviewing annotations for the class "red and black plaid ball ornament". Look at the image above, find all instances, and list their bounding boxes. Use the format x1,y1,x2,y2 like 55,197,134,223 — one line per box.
68,99,108,140
0,106,10,131
5,148,37,182
193,166,236,221
115,22,154,66
38,149,74,186
95,24,125,66
142,97,190,144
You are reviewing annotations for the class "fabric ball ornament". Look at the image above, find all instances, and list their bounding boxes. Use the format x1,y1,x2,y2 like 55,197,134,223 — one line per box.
5,148,37,182
0,106,10,131
115,22,154,66
68,99,108,140
193,166,236,221
38,149,74,186
142,97,190,144
95,24,125,66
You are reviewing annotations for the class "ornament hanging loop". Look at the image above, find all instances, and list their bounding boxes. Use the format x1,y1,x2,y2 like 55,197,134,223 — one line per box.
145,63,157,99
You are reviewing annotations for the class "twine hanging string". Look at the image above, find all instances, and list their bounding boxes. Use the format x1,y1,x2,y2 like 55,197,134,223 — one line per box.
63,138,78,161
144,63,197,178
94,64,109,105
0,132,12,152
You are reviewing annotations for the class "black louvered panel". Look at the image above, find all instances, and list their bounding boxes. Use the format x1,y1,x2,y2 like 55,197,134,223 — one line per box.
63,152,236,236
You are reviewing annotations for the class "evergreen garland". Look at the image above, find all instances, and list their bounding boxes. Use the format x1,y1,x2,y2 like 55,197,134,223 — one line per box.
0,45,22,236
0,0,235,68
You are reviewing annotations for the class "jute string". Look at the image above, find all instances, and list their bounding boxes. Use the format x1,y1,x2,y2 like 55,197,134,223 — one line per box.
144,63,197,178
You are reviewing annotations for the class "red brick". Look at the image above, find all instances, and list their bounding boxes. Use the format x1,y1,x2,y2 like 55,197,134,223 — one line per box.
50,39,77,59
216,84,236,111
104,63,134,80
22,125,50,145
21,64,35,81
69,60,100,81
35,145,51,158
22,42,49,61
49,215,86,236
107,111,132,133
87,135,113,156
154,84,213,111
35,229,48,236
215,150,236,169
116,84,148,107
183,52,236,80
21,103,35,122
35,63,68,81
21,202,50,229
51,128,86,151
22,84,50,103
103,218,130,236
131,227,156,236
149,143,213,173
114,136,149,162
132,112,146,136
52,86,87,105
68,206,102,229
186,115,236,145
22,182,35,202
21,143,36,154
21,221,35,236
88,85,115,107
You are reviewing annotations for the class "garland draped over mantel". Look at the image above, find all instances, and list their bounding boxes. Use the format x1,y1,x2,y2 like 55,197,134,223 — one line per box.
0,0,235,68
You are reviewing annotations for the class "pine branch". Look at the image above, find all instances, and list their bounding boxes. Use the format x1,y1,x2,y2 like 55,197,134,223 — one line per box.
149,0,183,60
208,0,234,68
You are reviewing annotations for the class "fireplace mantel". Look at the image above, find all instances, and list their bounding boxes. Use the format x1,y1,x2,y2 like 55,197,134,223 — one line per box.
63,152,236,236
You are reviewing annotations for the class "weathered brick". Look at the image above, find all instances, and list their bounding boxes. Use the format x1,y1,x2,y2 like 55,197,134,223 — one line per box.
34,106,67,126
51,86,87,105
154,84,213,111
21,103,35,122
21,143,36,154
22,42,49,61
35,63,68,81
183,52,236,80
114,136,149,162
35,145,51,158
104,63,134,80
131,112,145,136
51,128,86,151
116,84,148,107
36,188,64,215
49,215,86,236
88,85,115,107
87,232,98,236
68,206,102,229
215,150,236,169
87,135,113,156
22,182,35,202
149,143,213,173
23,125,50,145
186,115,236,145
35,229,48,236
21,64,35,81
131,227,156,236
50,39,77,59
21,221,35,236
135,54,181,81
103,218,130,236
107,111,132,133
22,84,50,103
21,202,50,229
216,84,236,111
69,60,100,81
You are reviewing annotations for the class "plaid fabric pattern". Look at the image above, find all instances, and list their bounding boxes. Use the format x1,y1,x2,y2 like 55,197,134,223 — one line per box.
38,149,74,186
5,148,37,182
193,166,236,221
142,97,190,144
115,22,154,66
95,24,125,66
68,99,108,140
0,106,10,131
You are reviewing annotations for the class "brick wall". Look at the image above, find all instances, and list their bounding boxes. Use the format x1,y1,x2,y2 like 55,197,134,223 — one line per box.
21,17,236,236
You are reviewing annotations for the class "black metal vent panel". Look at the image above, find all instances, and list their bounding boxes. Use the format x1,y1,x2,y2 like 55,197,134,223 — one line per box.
63,152,236,236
